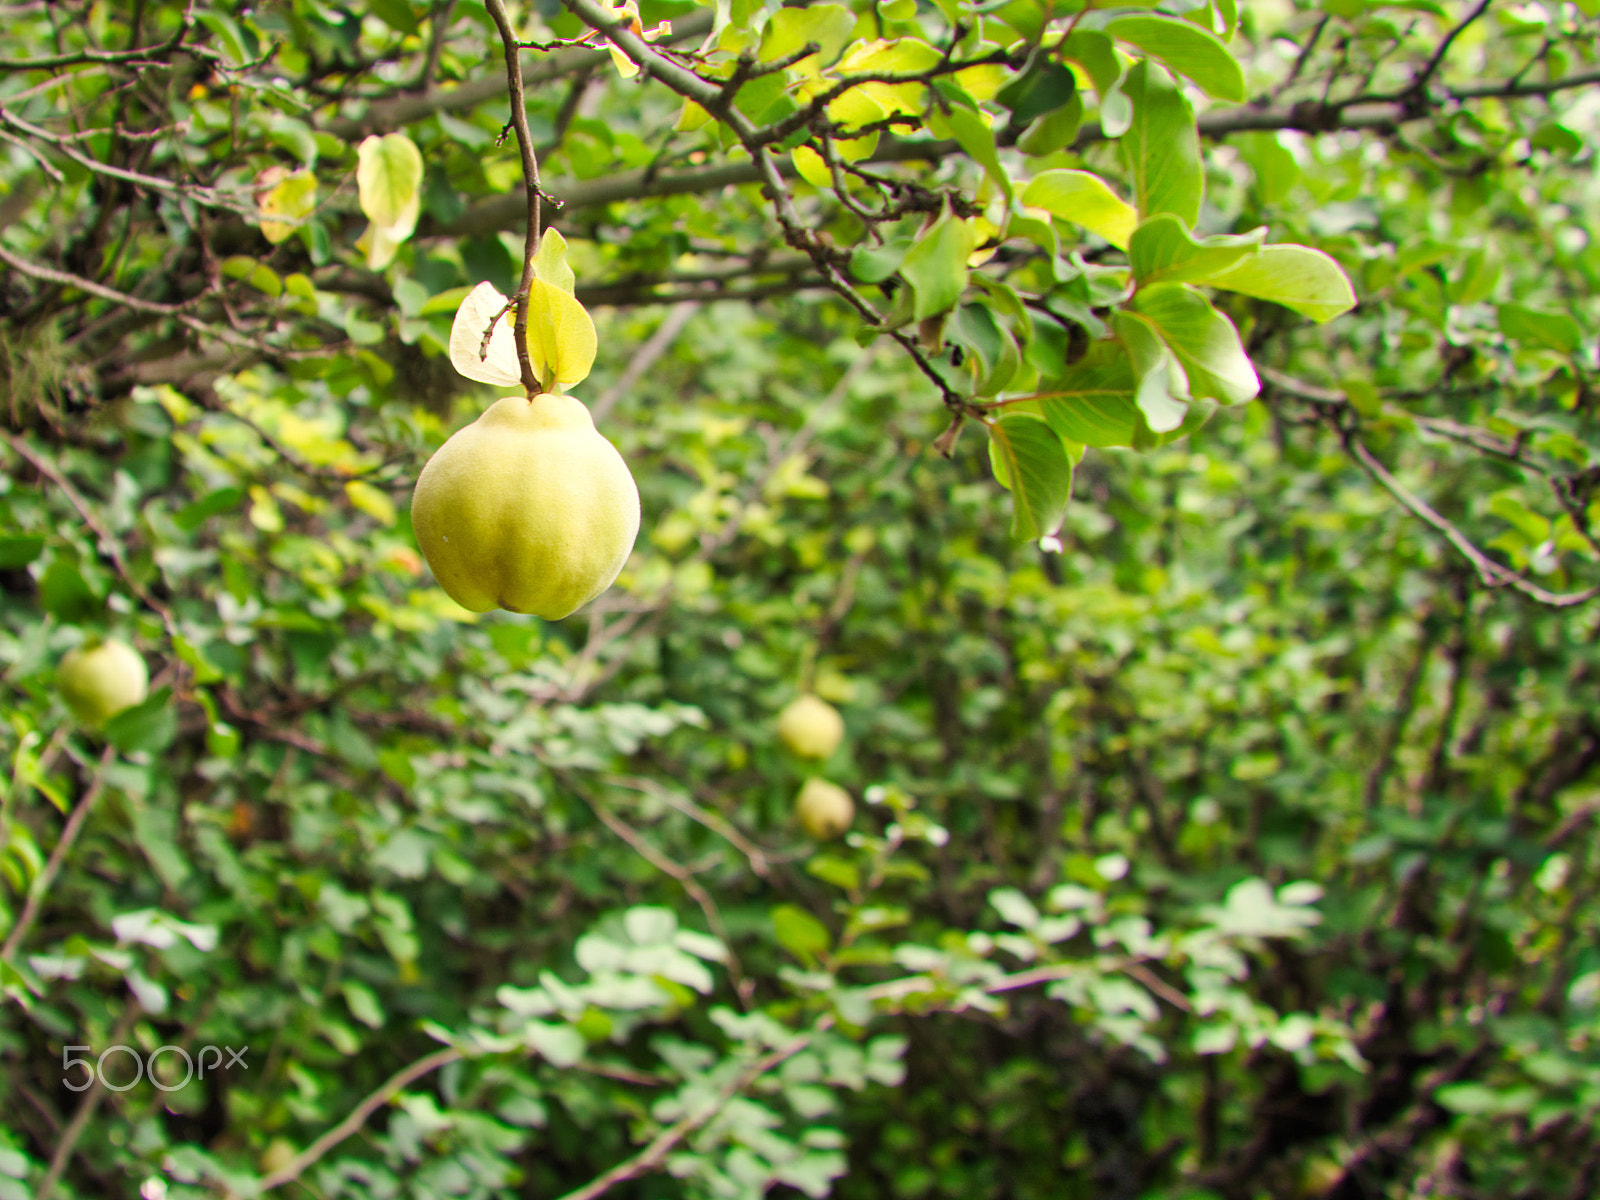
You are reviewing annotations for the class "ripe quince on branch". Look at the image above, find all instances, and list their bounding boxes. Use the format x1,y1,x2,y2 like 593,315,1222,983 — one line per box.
411,233,640,620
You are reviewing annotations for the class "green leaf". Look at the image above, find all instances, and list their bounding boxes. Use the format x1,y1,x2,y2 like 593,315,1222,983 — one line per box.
1106,15,1247,102
266,117,318,167
997,59,1077,126
1499,304,1581,355
943,105,1012,203
759,3,854,67
1114,311,1190,433
196,9,248,65
902,210,977,321
38,558,99,620
0,535,44,568
1017,93,1084,157
1021,170,1137,250
174,486,244,530
1205,245,1358,323
1129,214,1265,286
1238,132,1301,206
367,0,420,35
222,256,282,297
342,979,386,1028
1029,342,1142,448
1133,283,1259,406
772,904,832,965
851,238,912,284
1121,60,1202,224
1450,244,1501,305
987,413,1074,541
104,687,177,754
1061,30,1123,97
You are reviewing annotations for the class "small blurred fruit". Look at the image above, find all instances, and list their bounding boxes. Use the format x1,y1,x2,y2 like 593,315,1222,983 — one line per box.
56,639,148,726
777,694,845,760
796,777,854,839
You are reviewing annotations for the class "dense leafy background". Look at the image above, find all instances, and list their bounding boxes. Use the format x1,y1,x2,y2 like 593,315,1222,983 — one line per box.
5,1,1600,1199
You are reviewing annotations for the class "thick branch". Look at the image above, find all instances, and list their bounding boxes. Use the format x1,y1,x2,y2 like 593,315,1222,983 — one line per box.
446,66,1600,235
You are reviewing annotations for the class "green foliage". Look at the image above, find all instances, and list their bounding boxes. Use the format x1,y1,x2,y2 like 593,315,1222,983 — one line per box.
5,1,1600,1199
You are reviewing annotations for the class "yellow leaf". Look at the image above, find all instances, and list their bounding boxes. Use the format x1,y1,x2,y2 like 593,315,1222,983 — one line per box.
532,228,576,294
345,480,397,525
676,99,712,131
526,279,597,390
356,134,423,230
1021,169,1138,250
357,134,422,267
792,145,832,188
256,166,316,244
608,43,640,78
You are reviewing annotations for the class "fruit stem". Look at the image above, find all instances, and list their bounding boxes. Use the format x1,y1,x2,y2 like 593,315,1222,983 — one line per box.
485,0,545,397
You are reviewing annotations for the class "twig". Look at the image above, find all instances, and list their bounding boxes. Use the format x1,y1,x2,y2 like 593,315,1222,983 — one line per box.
568,776,753,1006
416,0,456,92
0,243,187,315
0,743,115,964
602,771,778,878
0,106,243,211
1407,0,1494,99
2,0,193,69
34,1005,137,1200
1343,432,1600,607
2,434,176,631
255,1047,464,1193
554,1024,825,1200
484,0,545,396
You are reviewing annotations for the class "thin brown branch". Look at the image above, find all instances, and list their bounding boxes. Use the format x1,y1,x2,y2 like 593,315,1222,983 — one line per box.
3,434,176,630
485,0,544,395
2,0,193,70
34,1005,137,1200
0,743,116,964
1343,432,1600,607
554,1024,825,1200
256,1047,464,1192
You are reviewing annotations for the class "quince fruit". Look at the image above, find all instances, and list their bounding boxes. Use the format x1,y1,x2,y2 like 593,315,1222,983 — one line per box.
796,777,854,840
777,694,844,760
412,393,640,619
57,638,148,726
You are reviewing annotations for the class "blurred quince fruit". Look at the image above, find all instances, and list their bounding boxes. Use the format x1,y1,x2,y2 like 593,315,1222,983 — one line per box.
796,777,854,839
777,693,844,760
57,638,148,725
411,393,640,619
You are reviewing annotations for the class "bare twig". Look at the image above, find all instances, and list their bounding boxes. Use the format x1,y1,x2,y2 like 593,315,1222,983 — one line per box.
589,300,699,422
485,0,546,395
256,1047,465,1193
1343,432,1600,607
0,744,116,964
1407,0,1494,99
555,1024,825,1200
34,1005,137,1200
2,0,193,70
3,434,176,630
